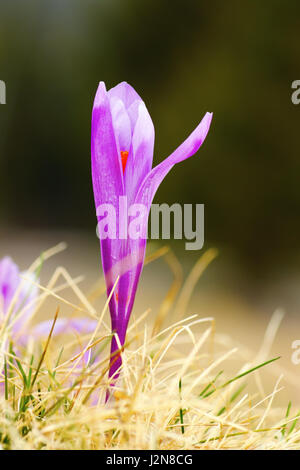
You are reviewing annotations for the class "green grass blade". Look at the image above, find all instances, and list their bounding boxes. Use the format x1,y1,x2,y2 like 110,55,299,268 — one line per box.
281,401,292,437
221,357,281,389
288,410,300,436
179,379,185,434
199,370,223,398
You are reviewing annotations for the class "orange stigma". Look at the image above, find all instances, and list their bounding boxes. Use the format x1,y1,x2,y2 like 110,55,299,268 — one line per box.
120,151,129,174
115,291,130,304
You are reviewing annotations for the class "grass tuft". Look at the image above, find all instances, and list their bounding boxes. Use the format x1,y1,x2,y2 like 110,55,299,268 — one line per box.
0,245,299,450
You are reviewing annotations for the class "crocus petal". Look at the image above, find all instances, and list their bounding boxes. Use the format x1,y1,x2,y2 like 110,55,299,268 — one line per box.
0,257,20,315
107,81,143,111
0,257,39,343
92,82,128,303
132,103,154,166
127,100,140,129
135,112,213,209
125,101,155,204
91,81,124,209
110,98,132,152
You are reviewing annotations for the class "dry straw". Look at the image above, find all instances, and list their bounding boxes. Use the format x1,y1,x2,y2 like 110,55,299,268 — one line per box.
0,244,299,450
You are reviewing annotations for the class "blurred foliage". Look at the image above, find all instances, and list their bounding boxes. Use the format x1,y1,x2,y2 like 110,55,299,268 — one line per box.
0,0,300,275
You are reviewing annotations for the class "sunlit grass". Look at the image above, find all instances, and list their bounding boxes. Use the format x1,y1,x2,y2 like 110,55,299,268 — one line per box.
0,245,299,450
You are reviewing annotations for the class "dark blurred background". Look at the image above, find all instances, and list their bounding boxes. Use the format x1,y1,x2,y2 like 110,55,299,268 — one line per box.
0,0,300,283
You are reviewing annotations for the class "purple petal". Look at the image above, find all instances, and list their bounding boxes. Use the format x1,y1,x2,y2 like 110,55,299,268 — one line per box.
91,81,124,210
0,257,38,337
0,257,20,314
110,97,132,153
135,112,213,208
93,83,153,300
125,102,155,205
106,112,212,382
107,81,142,111
127,100,140,129
92,82,129,303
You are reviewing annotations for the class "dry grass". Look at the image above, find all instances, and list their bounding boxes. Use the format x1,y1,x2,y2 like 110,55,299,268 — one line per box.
0,244,299,450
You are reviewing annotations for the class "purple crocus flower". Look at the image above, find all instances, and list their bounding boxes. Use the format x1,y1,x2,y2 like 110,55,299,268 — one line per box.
0,257,96,347
0,256,38,338
91,81,212,384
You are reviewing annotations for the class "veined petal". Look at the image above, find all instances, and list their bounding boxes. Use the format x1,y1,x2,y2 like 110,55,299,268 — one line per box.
91,81,124,209
92,83,128,313
125,102,155,204
135,112,213,208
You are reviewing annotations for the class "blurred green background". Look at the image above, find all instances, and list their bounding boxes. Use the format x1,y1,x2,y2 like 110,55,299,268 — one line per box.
0,0,300,280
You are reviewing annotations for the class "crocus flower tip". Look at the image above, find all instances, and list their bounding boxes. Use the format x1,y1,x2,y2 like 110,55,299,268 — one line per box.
93,81,107,108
